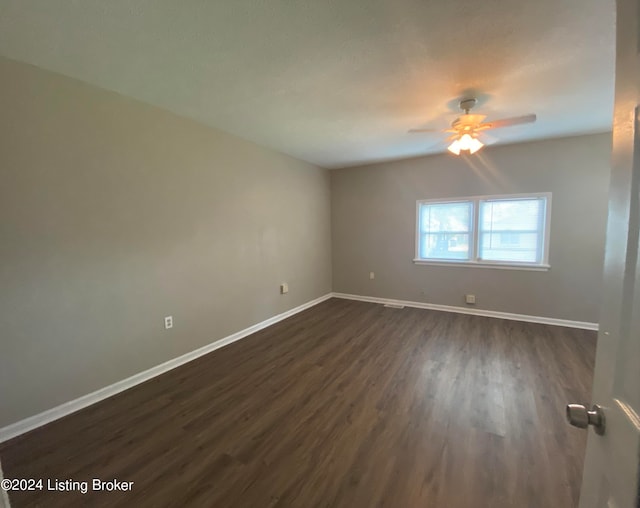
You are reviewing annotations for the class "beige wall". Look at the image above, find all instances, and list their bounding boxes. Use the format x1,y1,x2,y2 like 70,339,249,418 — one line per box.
0,57,332,428
331,133,611,323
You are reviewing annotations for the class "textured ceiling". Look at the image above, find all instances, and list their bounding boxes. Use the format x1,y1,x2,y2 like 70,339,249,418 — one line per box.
0,0,615,168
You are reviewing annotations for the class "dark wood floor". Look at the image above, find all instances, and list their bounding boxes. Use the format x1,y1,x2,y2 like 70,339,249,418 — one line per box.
1,298,596,508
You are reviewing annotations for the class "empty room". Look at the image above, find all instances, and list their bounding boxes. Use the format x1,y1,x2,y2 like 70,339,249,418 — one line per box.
1,1,639,507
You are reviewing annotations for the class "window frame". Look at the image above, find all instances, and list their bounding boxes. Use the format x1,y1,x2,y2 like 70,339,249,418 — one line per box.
414,192,552,271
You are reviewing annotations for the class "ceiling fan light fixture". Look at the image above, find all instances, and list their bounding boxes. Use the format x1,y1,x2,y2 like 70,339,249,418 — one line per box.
447,139,461,155
448,133,484,155
468,137,484,154
458,133,474,150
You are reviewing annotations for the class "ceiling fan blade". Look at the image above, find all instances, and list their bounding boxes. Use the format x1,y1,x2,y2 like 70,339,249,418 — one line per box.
477,132,498,145
426,139,451,152
480,114,536,130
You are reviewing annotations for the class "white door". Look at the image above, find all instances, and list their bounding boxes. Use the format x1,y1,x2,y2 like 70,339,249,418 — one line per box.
575,1,640,507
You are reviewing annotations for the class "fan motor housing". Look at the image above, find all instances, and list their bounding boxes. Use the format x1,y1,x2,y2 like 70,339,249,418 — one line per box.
451,113,486,131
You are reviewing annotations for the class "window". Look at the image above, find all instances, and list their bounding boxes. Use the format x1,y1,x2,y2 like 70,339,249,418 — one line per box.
417,201,472,261
415,193,551,270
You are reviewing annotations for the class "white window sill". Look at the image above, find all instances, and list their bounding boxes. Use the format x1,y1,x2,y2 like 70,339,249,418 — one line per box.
412,259,551,271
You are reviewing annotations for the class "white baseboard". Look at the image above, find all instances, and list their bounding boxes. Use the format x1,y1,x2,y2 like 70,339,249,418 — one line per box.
331,292,599,331
0,293,332,444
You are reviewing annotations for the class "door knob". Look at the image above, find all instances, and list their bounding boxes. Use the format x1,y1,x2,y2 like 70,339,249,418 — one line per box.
566,404,606,435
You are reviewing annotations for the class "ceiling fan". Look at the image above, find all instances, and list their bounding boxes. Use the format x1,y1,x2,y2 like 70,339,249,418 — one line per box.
409,98,536,155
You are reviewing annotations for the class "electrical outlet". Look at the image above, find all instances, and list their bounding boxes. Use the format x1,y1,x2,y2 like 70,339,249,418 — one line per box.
369,271,375,280
465,294,476,305
280,283,289,294
164,316,173,329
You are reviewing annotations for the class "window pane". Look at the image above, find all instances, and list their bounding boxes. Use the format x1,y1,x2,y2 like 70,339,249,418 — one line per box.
421,233,470,260
419,202,472,260
480,199,541,231
479,232,539,262
421,202,471,233
479,198,545,263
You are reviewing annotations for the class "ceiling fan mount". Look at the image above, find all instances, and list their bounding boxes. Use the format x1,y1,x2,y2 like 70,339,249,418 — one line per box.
458,98,477,114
